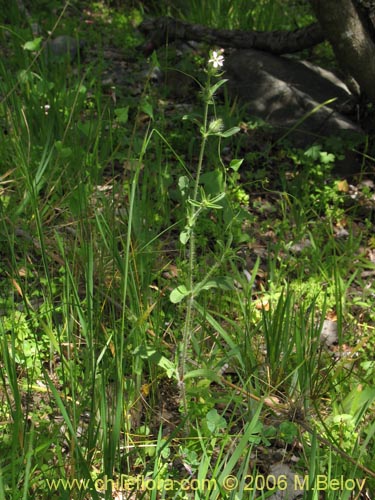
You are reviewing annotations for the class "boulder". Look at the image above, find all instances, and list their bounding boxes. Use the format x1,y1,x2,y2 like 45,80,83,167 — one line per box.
224,49,363,147
46,35,84,61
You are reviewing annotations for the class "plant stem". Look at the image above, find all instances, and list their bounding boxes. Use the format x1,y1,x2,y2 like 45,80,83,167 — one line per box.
179,82,210,415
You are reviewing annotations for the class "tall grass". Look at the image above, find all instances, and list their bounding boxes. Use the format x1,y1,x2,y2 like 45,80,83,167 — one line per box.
167,0,314,30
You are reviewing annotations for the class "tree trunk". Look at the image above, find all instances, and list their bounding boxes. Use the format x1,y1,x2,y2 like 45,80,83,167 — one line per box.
310,0,375,102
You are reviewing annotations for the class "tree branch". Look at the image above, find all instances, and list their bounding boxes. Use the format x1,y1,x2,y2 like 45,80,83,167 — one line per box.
139,16,325,55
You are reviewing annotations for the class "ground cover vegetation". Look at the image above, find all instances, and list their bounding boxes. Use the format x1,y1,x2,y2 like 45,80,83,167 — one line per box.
1,1,375,499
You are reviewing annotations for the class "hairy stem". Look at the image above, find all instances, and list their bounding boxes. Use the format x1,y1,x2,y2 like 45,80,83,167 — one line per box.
179,81,210,414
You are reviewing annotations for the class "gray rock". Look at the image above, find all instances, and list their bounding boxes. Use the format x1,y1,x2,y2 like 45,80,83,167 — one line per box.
268,463,304,499
224,49,363,147
320,319,338,347
46,35,84,61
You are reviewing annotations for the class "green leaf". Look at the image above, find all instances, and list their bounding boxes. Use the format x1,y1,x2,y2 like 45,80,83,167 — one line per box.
133,346,176,378
55,140,72,158
200,170,224,195
262,425,277,446
179,229,190,245
206,409,227,433
77,121,94,137
182,113,201,127
141,100,153,119
320,151,335,164
78,84,87,95
304,145,321,160
343,385,375,423
229,159,244,172
151,51,160,67
218,126,240,138
178,175,190,197
194,276,235,294
208,78,228,97
114,106,129,124
279,421,298,444
170,285,190,303
184,369,221,383
23,37,42,51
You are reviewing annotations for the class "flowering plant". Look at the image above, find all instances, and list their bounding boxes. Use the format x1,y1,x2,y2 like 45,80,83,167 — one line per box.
170,48,241,417
208,49,224,69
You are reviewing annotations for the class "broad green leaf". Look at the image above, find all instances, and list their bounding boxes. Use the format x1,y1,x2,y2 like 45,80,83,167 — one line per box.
304,145,321,160
77,121,94,137
78,84,87,94
194,276,235,293
23,37,42,51
320,151,335,164
200,170,224,195
179,229,190,245
184,368,221,383
133,346,176,378
206,409,227,433
279,421,298,444
170,285,190,303
114,106,129,124
141,100,153,119
229,158,244,172
178,175,190,196
55,140,72,158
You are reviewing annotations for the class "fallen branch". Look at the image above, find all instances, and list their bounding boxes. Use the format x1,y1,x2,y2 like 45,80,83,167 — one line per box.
139,16,325,55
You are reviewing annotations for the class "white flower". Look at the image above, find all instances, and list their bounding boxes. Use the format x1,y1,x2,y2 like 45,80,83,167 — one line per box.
41,104,50,115
208,49,224,69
